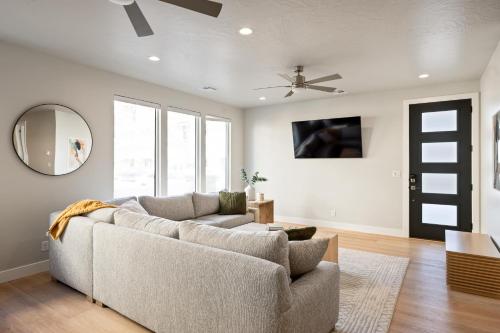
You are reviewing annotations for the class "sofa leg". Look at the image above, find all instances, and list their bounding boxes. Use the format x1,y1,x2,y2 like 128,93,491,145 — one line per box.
95,300,106,308
86,295,95,303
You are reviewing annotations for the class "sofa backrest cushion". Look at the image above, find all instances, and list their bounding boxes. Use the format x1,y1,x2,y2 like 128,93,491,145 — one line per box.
179,222,290,276
114,209,180,239
288,238,329,277
192,192,220,217
139,194,195,221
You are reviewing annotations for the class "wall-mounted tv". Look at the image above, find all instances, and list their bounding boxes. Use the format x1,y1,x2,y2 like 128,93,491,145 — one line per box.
292,116,363,158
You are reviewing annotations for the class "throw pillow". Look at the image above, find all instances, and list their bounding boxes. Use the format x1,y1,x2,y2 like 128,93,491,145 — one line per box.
285,227,317,241
179,222,290,276
85,207,117,223
288,238,329,277
120,199,149,215
192,192,220,217
114,209,180,239
219,191,246,215
138,194,195,221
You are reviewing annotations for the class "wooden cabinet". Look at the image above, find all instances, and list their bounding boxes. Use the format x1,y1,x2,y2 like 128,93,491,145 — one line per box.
248,200,274,224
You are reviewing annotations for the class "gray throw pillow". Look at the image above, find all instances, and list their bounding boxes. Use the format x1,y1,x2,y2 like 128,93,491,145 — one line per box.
179,222,290,276
120,199,149,215
289,238,329,277
192,192,220,217
139,194,195,221
85,207,117,223
114,209,180,239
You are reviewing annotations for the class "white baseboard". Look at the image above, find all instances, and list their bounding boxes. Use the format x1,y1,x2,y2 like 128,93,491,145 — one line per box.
0,260,49,284
276,215,405,237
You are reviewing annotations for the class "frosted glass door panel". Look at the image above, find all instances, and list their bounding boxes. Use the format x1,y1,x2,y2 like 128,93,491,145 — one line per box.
422,203,457,226
422,110,457,132
422,173,457,194
422,142,457,163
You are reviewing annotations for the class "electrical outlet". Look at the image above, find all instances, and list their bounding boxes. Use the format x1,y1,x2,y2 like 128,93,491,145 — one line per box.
330,209,336,217
392,170,401,178
41,240,49,252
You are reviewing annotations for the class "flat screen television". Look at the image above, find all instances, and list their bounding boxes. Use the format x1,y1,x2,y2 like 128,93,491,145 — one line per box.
292,116,363,158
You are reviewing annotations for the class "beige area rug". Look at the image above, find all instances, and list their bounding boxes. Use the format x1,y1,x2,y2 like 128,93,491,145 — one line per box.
335,248,409,333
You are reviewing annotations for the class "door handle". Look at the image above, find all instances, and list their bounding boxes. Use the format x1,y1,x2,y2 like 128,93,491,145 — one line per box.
409,174,419,191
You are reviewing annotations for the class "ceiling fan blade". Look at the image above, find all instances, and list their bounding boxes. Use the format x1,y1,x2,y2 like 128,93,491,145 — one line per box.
124,2,154,37
253,85,291,90
306,73,342,85
278,73,295,83
285,90,294,98
307,85,336,93
158,0,222,17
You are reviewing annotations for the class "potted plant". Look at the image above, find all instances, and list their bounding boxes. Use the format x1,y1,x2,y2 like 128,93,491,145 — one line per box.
241,169,267,201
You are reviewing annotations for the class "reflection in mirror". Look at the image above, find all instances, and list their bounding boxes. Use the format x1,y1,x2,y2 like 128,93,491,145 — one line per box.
495,111,500,190
12,104,92,176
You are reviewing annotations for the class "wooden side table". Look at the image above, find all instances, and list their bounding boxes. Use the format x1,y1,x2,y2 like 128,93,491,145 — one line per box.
446,230,500,299
248,200,274,224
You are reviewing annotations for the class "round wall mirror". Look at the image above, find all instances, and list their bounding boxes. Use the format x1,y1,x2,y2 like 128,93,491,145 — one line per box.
12,104,92,176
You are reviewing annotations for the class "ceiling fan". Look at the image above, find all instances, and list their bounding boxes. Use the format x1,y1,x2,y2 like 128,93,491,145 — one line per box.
254,66,344,98
109,0,223,37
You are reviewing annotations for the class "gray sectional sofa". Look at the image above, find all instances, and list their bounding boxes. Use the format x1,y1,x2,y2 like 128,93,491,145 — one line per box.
49,193,340,333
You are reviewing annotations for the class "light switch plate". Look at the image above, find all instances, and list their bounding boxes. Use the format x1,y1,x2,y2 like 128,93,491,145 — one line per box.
392,170,401,178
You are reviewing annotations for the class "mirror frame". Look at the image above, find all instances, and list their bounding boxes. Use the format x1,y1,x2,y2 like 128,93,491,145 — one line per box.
495,111,500,190
12,104,93,176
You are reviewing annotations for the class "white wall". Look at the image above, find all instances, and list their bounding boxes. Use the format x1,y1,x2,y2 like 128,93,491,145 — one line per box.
0,41,244,271
480,41,500,237
244,81,479,235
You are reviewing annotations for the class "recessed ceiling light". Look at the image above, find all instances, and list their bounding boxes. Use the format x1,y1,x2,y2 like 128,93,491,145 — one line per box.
259,96,266,101
148,56,160,62
239,27,253,35
418,73,430,79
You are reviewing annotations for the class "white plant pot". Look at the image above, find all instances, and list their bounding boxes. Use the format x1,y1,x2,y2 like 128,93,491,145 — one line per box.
245,185,256,201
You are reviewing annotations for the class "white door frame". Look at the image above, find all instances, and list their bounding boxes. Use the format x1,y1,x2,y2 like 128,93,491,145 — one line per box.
402,93,480,237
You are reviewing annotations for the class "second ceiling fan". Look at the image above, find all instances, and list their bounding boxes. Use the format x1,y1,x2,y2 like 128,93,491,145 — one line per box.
109,0,223,37
255,66,343,98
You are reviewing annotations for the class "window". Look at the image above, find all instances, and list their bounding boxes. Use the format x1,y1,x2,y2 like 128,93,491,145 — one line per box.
114,97,231,197
205,116,230,192
114,98,158,197
167,109,199,196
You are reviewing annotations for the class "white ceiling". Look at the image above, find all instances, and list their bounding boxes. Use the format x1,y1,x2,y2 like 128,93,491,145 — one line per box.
1,0,500,108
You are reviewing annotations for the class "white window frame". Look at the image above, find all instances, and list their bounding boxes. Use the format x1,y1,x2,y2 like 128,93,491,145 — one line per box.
113,95,161,197
113,96,232,197
205,115,232,192
165,107,202,196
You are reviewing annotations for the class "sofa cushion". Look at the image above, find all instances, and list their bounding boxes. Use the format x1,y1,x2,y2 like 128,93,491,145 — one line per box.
192,192,220,217
139,194,195,221
191,213,254,229
219,192,247,215
289,238,329,277
114,209,180,239
179,222,290,276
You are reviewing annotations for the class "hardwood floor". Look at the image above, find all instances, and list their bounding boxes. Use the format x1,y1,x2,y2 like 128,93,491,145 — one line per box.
1,226,500,333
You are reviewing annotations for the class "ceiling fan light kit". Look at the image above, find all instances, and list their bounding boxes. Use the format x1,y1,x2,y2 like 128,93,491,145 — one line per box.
254,66,344,98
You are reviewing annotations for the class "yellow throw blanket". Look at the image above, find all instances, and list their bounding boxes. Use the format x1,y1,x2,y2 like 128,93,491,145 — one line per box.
48,199,116,240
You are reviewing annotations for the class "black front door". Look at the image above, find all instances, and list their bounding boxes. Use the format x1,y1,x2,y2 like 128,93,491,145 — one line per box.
409,99,472,241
